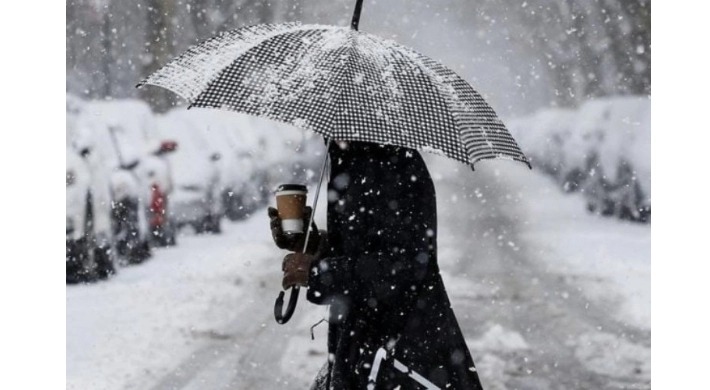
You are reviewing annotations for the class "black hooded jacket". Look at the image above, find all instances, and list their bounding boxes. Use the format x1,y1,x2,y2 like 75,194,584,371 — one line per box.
306,142,483,389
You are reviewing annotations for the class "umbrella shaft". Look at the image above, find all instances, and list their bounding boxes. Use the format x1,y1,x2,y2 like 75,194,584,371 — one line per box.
302,138,332,253
351,0,364,31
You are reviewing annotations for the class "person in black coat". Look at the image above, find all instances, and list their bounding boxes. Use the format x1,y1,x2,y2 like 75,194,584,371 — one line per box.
270,141,483,389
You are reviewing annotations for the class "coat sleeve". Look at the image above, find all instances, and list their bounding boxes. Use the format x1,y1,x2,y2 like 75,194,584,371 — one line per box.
306,208,436,309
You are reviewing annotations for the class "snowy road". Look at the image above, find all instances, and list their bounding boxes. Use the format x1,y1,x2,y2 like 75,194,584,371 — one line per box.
433,160,651,390
67,160,650,390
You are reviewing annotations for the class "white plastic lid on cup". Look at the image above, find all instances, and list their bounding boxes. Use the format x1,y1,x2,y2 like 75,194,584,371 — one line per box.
275,183,308,196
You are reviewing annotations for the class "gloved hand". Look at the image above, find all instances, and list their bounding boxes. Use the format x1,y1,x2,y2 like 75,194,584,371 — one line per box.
268,206,321,254
282,252,316,289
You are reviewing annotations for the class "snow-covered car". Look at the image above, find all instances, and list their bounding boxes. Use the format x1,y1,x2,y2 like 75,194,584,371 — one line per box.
224,151,264,219
66,147,115,283
156,110,223,233
170,109,323,221
182,109,265,221
75,100,162,262
254,118,323,201
509,97,651,223
137,140,179,246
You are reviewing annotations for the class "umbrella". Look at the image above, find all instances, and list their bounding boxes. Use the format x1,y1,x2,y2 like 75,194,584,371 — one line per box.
138,0,531,324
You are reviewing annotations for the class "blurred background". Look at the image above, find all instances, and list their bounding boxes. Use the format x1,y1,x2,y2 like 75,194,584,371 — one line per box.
66,1,651,389
67,0,650,115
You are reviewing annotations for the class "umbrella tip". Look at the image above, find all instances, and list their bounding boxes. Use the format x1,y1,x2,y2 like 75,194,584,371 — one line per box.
351,0,364,31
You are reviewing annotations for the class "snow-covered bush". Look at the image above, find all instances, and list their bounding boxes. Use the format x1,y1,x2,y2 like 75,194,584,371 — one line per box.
509,96,651,223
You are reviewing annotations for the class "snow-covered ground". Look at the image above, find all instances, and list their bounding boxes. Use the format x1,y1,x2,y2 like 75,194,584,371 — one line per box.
512,167,651,329
66,217,279,389
67,159,650,389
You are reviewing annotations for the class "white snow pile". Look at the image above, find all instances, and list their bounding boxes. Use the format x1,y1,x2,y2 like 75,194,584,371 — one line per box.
508,96,651,223
466,324,530,352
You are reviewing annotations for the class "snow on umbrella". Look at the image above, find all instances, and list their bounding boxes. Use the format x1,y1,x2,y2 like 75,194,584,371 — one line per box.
138,0,531,325
137,12,530,171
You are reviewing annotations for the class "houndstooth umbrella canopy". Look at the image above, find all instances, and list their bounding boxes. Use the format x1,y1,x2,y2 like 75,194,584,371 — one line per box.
139,22,531,170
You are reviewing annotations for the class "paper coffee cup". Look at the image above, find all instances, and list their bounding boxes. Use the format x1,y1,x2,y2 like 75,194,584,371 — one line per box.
275,184,308,234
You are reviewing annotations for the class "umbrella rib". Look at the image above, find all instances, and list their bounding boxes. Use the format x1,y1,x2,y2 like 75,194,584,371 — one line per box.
397,47,529,169
392,47,469,166
321,31,358,138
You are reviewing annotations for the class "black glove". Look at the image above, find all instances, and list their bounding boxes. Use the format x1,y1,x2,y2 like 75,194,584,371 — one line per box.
268,206,321,254
282,252,316,289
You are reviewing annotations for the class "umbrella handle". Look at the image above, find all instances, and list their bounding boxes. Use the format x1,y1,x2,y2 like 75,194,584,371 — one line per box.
274,138,331,325
274,286,300,324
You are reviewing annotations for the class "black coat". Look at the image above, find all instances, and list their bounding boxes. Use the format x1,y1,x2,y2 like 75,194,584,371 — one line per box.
306,142,483,390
